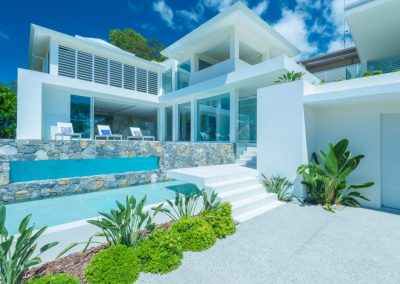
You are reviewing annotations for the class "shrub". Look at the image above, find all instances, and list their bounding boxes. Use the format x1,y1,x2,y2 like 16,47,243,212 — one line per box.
0,205,58,284
335,77,343,82
373,70,382,75
261,175,297,202
84,245,140,284
202,203,236,239
135,229,183,274
362,71,371,77
26,273,80,284
297,139,374,211
274,71,305,84
171,217,216,252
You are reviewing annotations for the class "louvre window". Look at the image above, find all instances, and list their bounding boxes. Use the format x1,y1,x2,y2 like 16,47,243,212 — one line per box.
147,71,158,95
58,45,76,78
124,64,135,90
94,56,108,85
77,51,93,81
109,60,122,88
136,68,147,93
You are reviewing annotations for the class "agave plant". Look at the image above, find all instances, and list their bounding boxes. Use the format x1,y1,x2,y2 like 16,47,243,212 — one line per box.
261,174,296,202
274,71,305,84
0,205,58,284
58,195,154,257
152,190,202,221
297,139,374,211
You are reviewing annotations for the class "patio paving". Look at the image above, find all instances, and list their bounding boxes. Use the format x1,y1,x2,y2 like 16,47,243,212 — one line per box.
137,203,400,284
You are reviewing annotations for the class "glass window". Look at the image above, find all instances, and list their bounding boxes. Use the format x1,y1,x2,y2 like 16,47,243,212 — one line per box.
197,94,230,142
177,61,190,90
162,69,172,94
165,106,173,141
70,95,91,139
178,102,191,141
238,96,257,142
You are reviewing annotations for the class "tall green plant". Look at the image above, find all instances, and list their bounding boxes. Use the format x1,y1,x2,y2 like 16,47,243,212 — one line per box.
152,191,202,221
261,174,296,201
274,71,305,84
0,83,17,138
297,139,374,210
0,205,58,284
59,195,154,257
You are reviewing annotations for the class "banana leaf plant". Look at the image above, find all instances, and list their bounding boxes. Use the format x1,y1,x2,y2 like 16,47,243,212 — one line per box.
0,205,58,284
58,195,155,257
297,139,374,211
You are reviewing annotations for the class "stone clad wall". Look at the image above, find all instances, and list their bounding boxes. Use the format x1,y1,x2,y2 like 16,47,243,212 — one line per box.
0,140,235,203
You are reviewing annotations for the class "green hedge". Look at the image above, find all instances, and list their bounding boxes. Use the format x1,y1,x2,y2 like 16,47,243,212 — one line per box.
26,273,80,284
84,245,140,284
202,203,236,239
171,217,216,252
135,228,183,274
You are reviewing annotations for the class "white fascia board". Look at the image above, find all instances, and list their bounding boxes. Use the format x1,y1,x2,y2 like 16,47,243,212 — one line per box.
20,68,160,105
304,72,400,105
30,24,167,72
159,55,313,103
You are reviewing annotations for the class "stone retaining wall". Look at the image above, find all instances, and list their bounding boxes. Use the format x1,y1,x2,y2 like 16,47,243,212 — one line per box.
0,140,235,203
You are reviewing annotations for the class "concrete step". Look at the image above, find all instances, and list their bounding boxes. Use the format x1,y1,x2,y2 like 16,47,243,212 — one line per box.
242,149,257,156
232,194,277,216
231,192,273,209
234,200,284,223
206,176,260,192
204,169,257,184
219,183,264,202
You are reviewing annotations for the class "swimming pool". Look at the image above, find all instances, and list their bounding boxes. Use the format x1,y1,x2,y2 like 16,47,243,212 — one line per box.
5,180,199,235
9,157,159,183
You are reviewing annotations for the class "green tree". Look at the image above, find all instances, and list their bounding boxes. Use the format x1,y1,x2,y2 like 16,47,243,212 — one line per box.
109,28,167,62
0,82,17,138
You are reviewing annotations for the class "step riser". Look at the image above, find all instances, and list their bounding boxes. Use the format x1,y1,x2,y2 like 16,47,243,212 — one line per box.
233,196,277,216
205,171,257,184
234,202,284,223
211,178,260,192
222,187,265,203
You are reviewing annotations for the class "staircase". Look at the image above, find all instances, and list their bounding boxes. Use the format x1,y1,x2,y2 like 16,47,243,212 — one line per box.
204,165,284,223
236,146,257,168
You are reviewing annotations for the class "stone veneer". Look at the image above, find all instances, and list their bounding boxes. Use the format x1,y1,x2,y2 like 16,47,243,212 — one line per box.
0,140,235,203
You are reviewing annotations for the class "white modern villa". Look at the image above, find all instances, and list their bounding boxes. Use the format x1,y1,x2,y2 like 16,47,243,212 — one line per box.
16,0,400,211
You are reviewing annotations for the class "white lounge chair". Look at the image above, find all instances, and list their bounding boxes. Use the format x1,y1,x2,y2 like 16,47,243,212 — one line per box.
95,125,122,140
127,127,155,141
199,132,209,141
55,122,81,140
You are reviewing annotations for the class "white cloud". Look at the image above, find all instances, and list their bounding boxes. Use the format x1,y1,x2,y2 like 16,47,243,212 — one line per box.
127,1,137,11
176,9,200,24
0,30,9,40
252,0,269,16
153,0,174,28
327,39,344,53
203,0,246,12
273,9,317,57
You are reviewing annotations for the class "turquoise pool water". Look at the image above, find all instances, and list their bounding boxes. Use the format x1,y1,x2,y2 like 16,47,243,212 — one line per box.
9,157,159,182
5,180,199,235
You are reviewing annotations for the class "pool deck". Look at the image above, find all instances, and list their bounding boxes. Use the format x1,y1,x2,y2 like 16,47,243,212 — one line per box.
138,203,400,283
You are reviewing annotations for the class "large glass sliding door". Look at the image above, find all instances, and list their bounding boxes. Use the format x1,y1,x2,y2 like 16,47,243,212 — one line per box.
237,95,257,142
165,106,173,141
197,93,230,141
70,95,91,138
178,102,191,141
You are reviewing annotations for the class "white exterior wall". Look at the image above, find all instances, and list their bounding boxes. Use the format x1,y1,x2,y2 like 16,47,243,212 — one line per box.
310,101,400,209
257,80,310,197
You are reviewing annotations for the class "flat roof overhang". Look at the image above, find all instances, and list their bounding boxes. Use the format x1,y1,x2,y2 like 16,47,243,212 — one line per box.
161,2,299,61
345,0,400,62
304,72,400,107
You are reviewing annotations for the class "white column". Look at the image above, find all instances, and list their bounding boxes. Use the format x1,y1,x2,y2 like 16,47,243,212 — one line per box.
171,60,177,92
229,27,239,70
230,90,239,142
172,104,179,142
191,98,197,142
49,39,58,75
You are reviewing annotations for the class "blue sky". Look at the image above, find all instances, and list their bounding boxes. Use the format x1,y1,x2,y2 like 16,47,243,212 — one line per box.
0,0,352,84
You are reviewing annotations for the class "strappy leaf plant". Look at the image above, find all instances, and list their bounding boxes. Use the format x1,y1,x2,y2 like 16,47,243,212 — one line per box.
261,174,297,202
0,205,58,284
58,195,155,257
152,191,202,221
202,190,221,212
274,71,305,84
297,139,374,211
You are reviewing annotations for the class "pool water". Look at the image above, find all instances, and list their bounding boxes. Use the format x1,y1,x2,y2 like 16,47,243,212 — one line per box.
9,157,159,183
5,180,199,235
